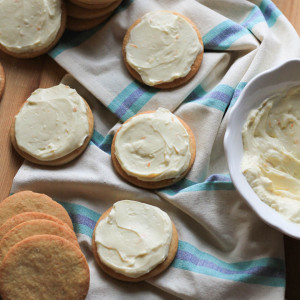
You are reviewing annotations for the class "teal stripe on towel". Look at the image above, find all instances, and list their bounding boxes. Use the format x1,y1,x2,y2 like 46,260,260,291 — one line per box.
202,20,249,50
174,241,285,287
259,0,282,28
184,84,235,112
160,174,235,196
90,130,113,154
108,81,157,121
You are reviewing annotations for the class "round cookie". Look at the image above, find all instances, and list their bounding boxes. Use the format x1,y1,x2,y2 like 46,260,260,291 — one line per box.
11,84,94,166
67,13,112,31
0,1,67,59
122,11,204,89
66,0,122,20
68,0,116,9
0,212,72,241
0,191,73,230
92,205,178,282
0,219,79,264
111,110,196,189
0,235,90,300
0,62,5,100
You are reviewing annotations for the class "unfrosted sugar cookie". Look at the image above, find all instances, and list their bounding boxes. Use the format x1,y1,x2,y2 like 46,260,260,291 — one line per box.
0,212,72,241
111,108,196,189
68,0,116,9
66,0,122,20
0,235,90,300
11,84,94,166
123,11,204,88
0,219,79,264
0,63,5,99
0,0,67,58
92,200,178,282
0,191,73,230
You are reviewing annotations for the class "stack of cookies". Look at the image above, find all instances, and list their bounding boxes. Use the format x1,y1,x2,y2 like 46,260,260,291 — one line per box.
66,0,123,31
0,191,90,300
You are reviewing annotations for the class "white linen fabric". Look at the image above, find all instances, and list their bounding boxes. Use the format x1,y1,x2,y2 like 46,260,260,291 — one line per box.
11,0,300,299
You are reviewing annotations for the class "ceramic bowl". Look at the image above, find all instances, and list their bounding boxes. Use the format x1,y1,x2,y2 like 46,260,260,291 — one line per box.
224,58,300,239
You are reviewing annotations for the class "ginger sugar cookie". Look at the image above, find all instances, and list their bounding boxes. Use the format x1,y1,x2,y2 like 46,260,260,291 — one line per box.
66,0,122,20
0,235,90,300
0,0,67,59
11,84,94,166
0,219,79,264
0,62,5,100
92,200,178,282
111,108,196,189
0,212,72,241
0,191,73,230
123,11,204,89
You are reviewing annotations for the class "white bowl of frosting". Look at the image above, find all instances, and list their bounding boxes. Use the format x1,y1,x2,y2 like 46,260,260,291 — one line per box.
224,58,300,239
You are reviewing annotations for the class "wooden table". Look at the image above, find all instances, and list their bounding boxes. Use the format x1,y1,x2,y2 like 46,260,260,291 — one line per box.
0,1,299,298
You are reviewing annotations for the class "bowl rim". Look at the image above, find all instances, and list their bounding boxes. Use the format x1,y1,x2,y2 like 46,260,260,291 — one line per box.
224,58,300,239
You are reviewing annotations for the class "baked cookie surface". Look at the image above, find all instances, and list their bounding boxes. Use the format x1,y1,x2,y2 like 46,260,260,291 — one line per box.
66,0,122,20
68,0,116,9
0,219,79,264
67,14,112,31
11,84,94,166
123,11,204,88
92,200,178,282
0,0,66,58
0,235,90,300
111,108,196,189
0,191,73,229
0,212,71,241
0,63,5,100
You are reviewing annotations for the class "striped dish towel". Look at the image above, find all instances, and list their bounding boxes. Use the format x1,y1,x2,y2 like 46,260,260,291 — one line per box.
12,0,300,299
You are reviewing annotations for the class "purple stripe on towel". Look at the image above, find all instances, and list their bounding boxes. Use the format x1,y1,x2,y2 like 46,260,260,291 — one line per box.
205,24,242,47
114,87,145,118
69,213,96,229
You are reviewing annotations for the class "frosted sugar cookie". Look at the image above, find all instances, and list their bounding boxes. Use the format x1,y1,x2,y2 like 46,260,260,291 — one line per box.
0,191,73,230
123,11,204,88
11,84,94,166
111,108,196,189
66,0,122,20
0,219,79,264
0,235,90,300
0,63,5,99
0,0,67,58
0,212,72,241
92,200,178,282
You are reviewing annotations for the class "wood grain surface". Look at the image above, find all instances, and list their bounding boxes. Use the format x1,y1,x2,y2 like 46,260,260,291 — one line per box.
0,1,299,298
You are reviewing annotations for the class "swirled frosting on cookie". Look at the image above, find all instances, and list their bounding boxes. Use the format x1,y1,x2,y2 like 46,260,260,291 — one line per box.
115,108,191,181
0,0,62,53
94,200,173,278
15,84,89,161
125,11,202,86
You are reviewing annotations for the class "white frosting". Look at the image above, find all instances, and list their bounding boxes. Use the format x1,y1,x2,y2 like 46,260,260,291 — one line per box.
115,108,191,181
94,200,173,278
242,85,300,223
125,11,202,86
15,84,89,161
0,0,62,53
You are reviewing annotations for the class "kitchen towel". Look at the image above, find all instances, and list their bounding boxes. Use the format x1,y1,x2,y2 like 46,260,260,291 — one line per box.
12,0,300,299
